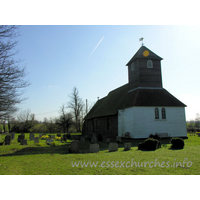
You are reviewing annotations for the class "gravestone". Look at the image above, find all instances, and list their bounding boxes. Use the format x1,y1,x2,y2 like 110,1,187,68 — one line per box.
18,134,25,143
67,133,71,139
51,135,55,139
116,136,122,143
5,135,11,145
10,132,15,140
109,143,118,152
105,138,110,144
20,139,28,145
63,134,67,141
91,135,97,143
29,133,35,140
80,136,85,143
90,143,99,153
69,141,79,153
124,143,131,151
125,132,130,138
46,138,54,145
39,133,43,138
34,137,39,143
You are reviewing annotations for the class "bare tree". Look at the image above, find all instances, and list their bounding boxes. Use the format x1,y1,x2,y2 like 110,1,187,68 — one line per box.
0,25,29,119
56,104,73,133
17,109,35,132
68,87,85,132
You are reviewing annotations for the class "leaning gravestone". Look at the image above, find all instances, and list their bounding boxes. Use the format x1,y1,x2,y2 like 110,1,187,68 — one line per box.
20,139,28,145
5,135,11,145
91,135,97,143
34,137,39,143
69,141,79,153
124,143,131,151
109,143,118,152
29,133,35,140
90,143,99,153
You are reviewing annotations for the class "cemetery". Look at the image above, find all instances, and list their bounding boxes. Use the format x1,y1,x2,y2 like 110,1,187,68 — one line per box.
0,132,199,175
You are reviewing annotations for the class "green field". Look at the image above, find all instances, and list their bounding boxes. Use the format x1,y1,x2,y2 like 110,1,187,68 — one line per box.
0,133,199,175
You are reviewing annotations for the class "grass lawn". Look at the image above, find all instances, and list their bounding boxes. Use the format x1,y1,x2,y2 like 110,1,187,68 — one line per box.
0,133,199,175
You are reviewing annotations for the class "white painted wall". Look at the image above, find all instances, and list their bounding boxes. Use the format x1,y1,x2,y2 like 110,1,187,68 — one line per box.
118,106,187,138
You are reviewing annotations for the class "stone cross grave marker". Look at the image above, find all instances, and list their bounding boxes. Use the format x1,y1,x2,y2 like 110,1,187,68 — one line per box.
109,143,118,152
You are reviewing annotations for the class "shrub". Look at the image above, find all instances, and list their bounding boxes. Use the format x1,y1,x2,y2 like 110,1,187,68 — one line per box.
138,138,161,151
170,137,184,149
149,134,160,140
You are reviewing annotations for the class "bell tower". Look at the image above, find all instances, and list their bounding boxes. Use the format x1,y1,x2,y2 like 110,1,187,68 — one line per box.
126,46,163,90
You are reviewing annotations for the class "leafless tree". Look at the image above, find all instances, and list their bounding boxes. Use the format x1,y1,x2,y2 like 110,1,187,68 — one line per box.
56,104,73,133
68,87,85,132
0,25,30,119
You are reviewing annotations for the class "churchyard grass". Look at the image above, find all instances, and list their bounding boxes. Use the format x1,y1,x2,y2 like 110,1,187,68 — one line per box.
0,133,199,175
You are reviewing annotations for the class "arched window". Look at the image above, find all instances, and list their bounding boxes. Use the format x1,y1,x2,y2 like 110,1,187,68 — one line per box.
162,108,166,119
147,60,153,68
155,108,159,119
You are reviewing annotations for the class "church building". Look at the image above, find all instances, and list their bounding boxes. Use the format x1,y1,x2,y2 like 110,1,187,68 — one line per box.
83,45,187,140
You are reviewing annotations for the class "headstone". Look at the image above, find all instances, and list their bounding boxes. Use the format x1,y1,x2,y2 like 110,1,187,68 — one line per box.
10,132,15,140
90,143,99,153
39,133,43,138
20,139,27,145
125,132,130,138
34,137,39,143
124,143,131,151
67,133,71,139
80,136,85,143
5,135,11,145
46,138,54,145
51,135,55,139
91,135,97,143
63,134,67,141
116,136,122,143
69,141,79,153
29,133,35,140
105,138,110,144
18,134,25,143
109,143,118,152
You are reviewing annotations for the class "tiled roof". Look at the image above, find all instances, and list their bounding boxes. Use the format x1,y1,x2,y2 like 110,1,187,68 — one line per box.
85,84,186,119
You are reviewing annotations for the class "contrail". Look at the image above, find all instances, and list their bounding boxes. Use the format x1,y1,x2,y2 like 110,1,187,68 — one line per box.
88,36,104,58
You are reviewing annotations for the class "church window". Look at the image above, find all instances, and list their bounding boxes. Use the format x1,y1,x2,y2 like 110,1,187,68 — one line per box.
155,108,159,119
162,108,166,119
131,62,135,71
147,60,153,68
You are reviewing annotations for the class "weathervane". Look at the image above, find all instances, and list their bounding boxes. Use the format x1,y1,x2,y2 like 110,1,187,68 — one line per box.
139,37,144,46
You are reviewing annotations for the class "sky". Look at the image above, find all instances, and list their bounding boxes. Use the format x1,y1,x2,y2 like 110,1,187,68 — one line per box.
12,25,200,122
